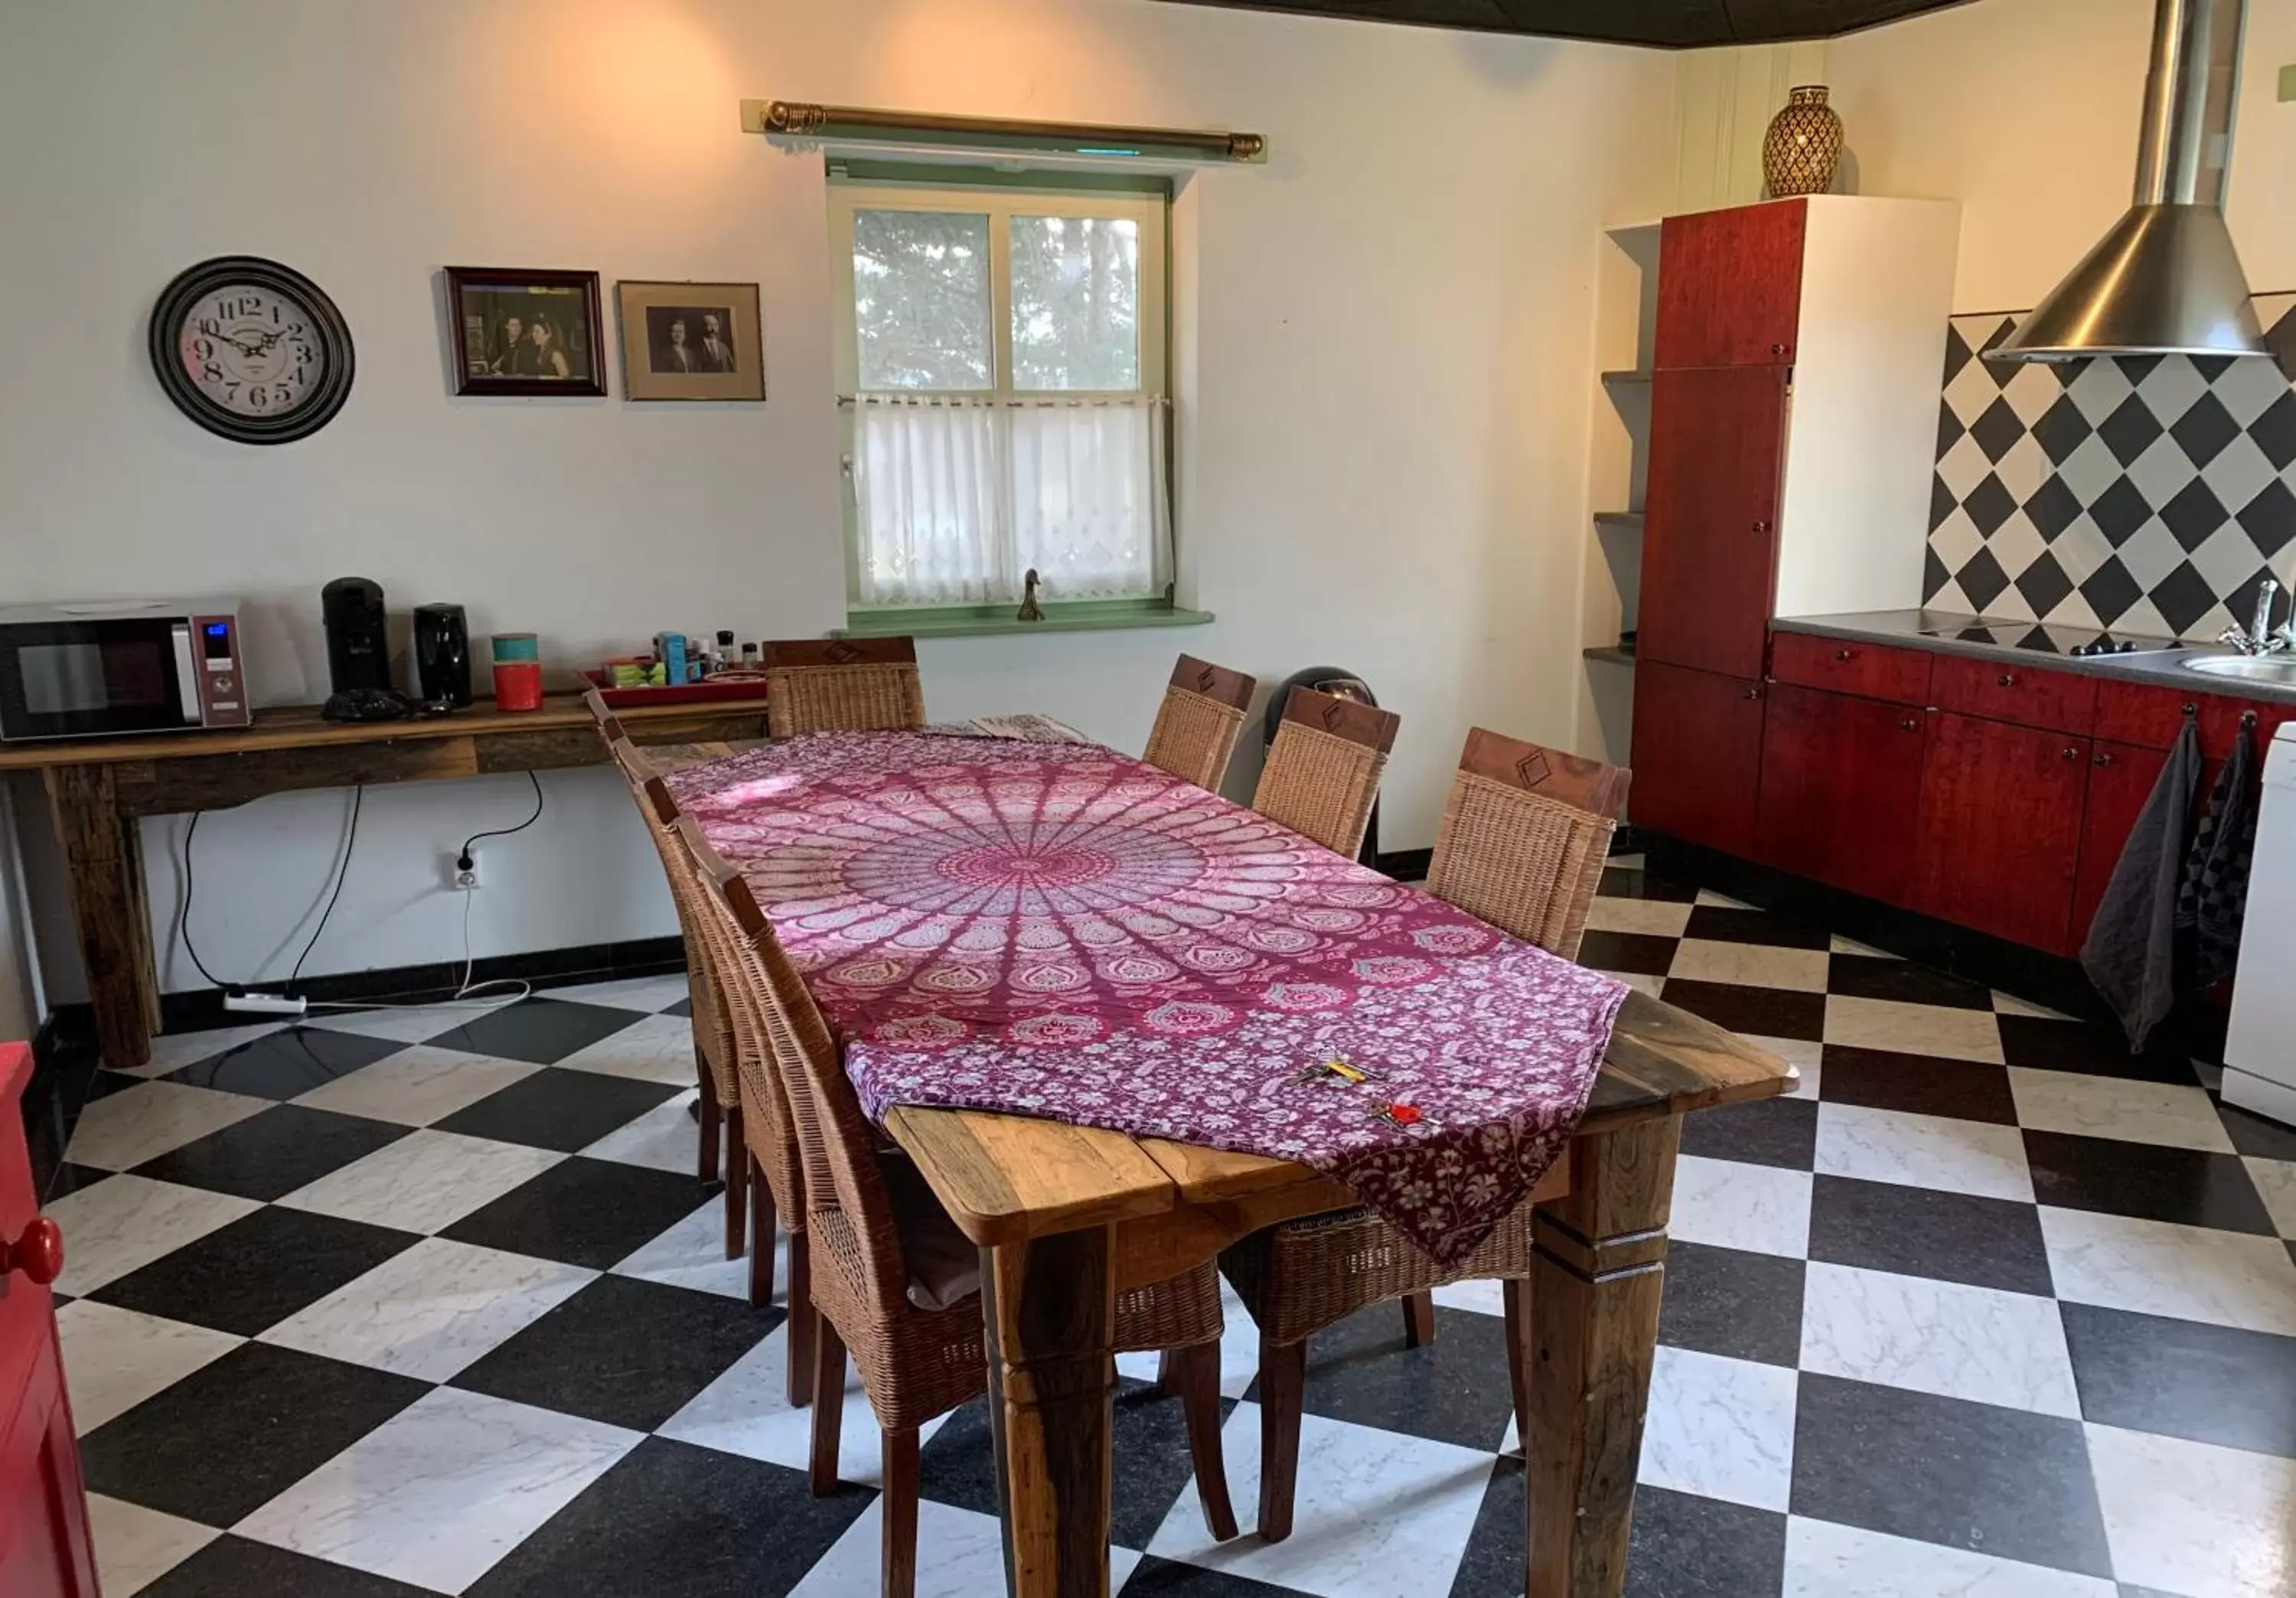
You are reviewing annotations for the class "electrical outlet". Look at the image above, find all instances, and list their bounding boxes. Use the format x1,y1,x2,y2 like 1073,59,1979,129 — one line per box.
448,851,481,891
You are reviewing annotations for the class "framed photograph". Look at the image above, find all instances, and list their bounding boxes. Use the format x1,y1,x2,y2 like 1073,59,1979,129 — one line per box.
445,267,605,396
617,280,765,402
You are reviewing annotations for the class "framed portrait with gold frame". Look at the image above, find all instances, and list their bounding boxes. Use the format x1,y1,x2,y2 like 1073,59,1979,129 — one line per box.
616,280,765,401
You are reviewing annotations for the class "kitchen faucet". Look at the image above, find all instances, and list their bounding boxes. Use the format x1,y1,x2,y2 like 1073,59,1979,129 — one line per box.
2219,579,2294,656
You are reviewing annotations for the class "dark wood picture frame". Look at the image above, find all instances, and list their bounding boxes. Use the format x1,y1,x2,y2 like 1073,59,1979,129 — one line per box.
445,266,606,397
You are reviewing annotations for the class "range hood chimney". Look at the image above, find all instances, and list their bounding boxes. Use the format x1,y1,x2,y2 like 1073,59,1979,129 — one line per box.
1990,0,2267,364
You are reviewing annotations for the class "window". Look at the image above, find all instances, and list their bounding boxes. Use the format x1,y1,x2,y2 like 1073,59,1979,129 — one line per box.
830,172,1171,617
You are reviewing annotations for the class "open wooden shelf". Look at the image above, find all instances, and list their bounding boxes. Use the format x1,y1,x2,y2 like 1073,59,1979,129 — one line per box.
1583,644,1638,667
1593,511,1645,532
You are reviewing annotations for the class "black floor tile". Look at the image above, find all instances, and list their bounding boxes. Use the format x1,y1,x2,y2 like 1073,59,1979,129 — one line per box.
921,1378,1234,1551
662,996,693,1019
1655,1242,1805,1368
1807,1175,2054,1296
451,1275,777,1431
464,1437,870,1598
1790,1372,2112,1580
1818,1046,2019,1126
1657,980,1826,1042
441,1156,717,1269
1597,866,1701,903
2061,1303,2296,1459
90,1205,419,1337
163,1026,408,1099
1444,1452,1526,1598
46,1160,116,1199
427,997,649,1065
1578,929,1681,976
2023,1129,2278,1234
1624,1483,1789,1598
138,1536,440,1597
2218,1096,2296,1161
1996,1015,2201,1086
1127,1557,1319,1597
434,1068,681,1152
1681,906,1831,950
1678,1095,1818,1171
1241,1302,1518,1453
1825,955,1994,1010
129,1104,409,1201
78,1342,428,1527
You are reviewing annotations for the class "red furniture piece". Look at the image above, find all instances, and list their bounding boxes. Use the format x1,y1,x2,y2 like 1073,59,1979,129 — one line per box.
1652,199,1806,369
0,1043,99,1598
1755,685,1929,908
1631,661,1766,858
1906,713,2094,954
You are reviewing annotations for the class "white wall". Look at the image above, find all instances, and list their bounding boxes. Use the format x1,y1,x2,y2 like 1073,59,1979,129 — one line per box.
0,0,1677,1006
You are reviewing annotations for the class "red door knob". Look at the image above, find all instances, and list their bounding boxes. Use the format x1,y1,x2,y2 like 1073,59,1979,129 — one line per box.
3,1218,64,1287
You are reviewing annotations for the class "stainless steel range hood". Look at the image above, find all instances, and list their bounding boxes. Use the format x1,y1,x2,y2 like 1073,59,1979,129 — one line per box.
1990,0,2268,364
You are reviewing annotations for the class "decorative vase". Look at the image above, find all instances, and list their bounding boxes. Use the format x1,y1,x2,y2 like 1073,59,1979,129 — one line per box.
1763,86,1844,198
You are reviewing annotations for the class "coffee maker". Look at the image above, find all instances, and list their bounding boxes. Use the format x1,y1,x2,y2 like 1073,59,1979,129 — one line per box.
321,577,412,722
413,603,472,708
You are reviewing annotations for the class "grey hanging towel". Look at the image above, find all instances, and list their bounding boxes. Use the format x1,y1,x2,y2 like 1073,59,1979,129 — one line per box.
2175,714,2259,993
2082,716,2201,1052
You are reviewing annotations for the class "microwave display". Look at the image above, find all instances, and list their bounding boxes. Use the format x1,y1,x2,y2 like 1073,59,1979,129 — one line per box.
20,641,168,717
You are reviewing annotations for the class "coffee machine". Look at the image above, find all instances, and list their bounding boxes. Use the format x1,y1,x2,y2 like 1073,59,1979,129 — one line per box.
413,603,472,707
321,577,413,722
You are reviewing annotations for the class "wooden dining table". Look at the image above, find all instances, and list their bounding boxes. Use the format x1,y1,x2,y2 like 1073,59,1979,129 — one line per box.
654,732,1795,1598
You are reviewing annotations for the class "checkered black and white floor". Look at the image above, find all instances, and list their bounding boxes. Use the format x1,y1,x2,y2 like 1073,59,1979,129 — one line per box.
34,858,2296,1597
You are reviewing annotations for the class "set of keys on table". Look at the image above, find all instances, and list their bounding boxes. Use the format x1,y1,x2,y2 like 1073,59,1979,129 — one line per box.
1291,1056,1424,1127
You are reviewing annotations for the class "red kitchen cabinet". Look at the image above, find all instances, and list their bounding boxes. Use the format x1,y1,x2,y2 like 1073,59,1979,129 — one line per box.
1756,685,1929,905
1769,631,1935,705
1929,654,2099,735
0,1044,96,1598
1637,365,1790,681
1631,661,1766,857
1908,713,2093,953
2070,740,2173,952
1655,201,1808,368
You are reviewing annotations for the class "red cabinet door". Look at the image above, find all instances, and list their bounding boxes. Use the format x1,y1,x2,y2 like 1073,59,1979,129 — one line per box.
1637,365,1789,681
2069,740,2172,954
0,1045,96,1598
1756,685,1929,905
1632,661,1766,857
1655,200,1808,369
1908,714,2092,952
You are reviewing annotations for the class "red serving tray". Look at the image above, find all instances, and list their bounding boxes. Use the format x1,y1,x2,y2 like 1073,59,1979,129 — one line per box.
580,669,771,709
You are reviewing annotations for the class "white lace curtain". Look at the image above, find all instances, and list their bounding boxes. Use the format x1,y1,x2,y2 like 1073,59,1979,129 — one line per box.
850,395,1171,608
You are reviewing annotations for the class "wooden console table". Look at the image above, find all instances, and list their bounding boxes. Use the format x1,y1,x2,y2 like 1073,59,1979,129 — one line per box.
0,693,771,1070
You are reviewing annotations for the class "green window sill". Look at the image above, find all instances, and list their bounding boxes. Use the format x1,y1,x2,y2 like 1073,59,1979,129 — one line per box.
837,601,1215,641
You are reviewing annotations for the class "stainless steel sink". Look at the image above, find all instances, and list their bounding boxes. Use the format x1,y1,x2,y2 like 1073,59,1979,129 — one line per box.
2183,654,2296,686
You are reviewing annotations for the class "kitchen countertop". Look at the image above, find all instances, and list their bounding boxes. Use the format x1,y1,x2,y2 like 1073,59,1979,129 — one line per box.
1773,609,2296,707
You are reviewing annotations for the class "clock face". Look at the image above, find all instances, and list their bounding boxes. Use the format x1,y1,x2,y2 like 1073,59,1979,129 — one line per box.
175,284,328,419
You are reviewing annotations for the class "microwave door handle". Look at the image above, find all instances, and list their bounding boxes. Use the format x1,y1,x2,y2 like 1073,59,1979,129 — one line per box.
171,623,201,725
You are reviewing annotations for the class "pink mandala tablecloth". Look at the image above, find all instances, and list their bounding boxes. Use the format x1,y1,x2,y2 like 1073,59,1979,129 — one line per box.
672,731,1629,1265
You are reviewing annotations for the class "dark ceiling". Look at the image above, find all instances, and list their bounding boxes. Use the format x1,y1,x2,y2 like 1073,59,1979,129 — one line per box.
1152,0,1980,48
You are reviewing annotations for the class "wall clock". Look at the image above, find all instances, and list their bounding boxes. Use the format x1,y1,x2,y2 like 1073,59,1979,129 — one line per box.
149,256,354,444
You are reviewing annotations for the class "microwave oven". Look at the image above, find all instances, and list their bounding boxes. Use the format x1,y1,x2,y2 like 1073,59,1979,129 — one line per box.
0,601,252,742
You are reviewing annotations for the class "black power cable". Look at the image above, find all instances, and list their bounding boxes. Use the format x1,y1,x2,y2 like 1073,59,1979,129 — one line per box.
289,783,366,993
459,771,545,872
175,810,228,990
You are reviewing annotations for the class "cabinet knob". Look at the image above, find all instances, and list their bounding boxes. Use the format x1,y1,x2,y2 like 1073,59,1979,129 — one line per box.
2183,702,2199,715
2061,746,2081,761
1752,520,1772,534
1900,718,1920,732
1835,648,1855,662
1770,342,1788,356
2094,752,2114,768
2,1218,63,1287
1997,673,2017,688
1742,686,1763,701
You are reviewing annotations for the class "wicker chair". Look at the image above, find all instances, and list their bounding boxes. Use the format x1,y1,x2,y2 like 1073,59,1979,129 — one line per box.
1250,686,1401,858
679,821,1241,1596
1143,654,1257,792
1222,727,1629,1542
760,638,926,737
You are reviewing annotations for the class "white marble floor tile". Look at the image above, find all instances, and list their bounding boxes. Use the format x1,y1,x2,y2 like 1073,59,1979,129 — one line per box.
2246,1157,2296,1239
1584,897,1694,938
1822,996,2006,1064
1599,970,1667,999
1118,1278,1264,1400
2007,1068,2236,1154
1828,934,1900,960
551,1010,699,1085
88,1493,220,1596
612,1196,757,1300
793,1499,1141,1598
1607,853,1646,871
276,1128,563,1234
1429,1278,1507,1317
549,972,693,1013
1636,1345,1799,1512
1991,990,2078,1021
1670,1153,1813,1258
117,1021,287,1078
1781,1514,2117,1597
302,1001,514,1045
2039,1206,2296,1337
56,1300,243,1434
1797,1261,2079,1417
289,1044,540,1126
1738,1034,1823,1099
580,1088,703,1173
64,1081,269,1171
1815,1103,2034,1203
260,1237,593,1382
46,1176,260,1296
2086,1424,2296,1598
1694,889,1757,909
1668,938,1832,993
1146,1403,1495,1598
236,1387,639,1593
658,1322,950,1488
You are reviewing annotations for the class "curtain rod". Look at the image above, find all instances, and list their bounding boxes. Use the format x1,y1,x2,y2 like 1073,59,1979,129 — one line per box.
745,100,1265,164
839,395,1170,409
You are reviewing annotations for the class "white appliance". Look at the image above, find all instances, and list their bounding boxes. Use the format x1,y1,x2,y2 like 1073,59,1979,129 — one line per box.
2224,720,2296,1125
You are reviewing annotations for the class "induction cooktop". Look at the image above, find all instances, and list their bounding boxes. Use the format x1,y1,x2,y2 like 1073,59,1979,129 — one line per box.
1916,623,2184,659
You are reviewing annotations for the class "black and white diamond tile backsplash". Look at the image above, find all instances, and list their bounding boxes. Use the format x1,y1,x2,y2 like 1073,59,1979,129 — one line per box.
1929,293,2296,638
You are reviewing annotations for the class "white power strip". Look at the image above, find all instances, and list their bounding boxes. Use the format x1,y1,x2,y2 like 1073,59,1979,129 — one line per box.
223,992,308,1016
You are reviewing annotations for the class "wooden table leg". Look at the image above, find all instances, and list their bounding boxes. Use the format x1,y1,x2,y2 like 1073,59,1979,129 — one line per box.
983,1228,1117,1598
1526,1117,1681,1598
44,766,157,1070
